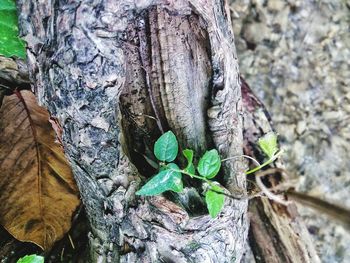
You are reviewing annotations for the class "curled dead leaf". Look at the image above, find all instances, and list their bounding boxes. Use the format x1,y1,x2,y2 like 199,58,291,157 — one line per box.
0,90,80,250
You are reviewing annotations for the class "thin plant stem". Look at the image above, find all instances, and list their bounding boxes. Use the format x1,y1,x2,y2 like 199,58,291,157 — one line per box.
245,150,284,175
221,155,261,166
168,167,226,194
167,167,262,200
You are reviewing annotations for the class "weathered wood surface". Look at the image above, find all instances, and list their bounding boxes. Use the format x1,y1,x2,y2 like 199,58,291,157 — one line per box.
241,78,320,263
17,0,248,262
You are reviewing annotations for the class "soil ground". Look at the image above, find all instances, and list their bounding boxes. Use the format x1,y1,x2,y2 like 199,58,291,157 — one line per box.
231,0,350,262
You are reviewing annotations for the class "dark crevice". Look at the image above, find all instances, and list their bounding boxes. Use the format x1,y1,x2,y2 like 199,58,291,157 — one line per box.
0,77,31,93
118,7,215,217
249,199,290,263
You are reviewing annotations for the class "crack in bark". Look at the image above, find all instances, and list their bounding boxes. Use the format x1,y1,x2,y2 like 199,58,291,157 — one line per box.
17,0,248,262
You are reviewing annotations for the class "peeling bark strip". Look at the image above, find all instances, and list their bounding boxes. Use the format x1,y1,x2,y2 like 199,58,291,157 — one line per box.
18,0,248,262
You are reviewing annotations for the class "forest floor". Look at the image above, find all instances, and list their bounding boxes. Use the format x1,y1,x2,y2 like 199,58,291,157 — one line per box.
230,0,350,262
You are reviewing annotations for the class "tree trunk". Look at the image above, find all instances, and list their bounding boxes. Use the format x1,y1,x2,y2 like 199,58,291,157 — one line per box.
17,1,248,262
241,79,320,263
16,0,318,262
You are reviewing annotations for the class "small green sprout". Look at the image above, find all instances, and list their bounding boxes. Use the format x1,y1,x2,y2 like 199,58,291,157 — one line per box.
246,131,283,174
258,131,278,159
136,131,225,218
136,131,282,218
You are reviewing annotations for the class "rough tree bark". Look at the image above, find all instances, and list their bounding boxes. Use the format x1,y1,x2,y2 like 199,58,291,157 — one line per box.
15,0,319,262
17,1,248,262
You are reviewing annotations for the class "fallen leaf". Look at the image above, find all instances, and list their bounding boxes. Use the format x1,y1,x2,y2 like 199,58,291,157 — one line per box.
0,90,80,250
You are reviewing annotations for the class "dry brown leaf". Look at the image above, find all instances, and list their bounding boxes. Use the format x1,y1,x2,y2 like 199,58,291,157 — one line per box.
0,90,80,250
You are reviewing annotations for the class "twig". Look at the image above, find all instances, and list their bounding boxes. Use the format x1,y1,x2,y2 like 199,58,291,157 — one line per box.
133,113,158,121
255,169,290,206
286,189,350,229
68,234,75,249
60,247,65,262
0,84,11,90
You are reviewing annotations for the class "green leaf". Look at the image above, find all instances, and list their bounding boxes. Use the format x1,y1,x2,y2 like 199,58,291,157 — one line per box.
186,163,195,175
258,132,278,159
183,149,193,164
183,149,195,174
17,255,44,263
154,131,178,162
0,0,15,11
136,163,183,196
0,0,26,58
205,184,225,218
197,149,221,179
